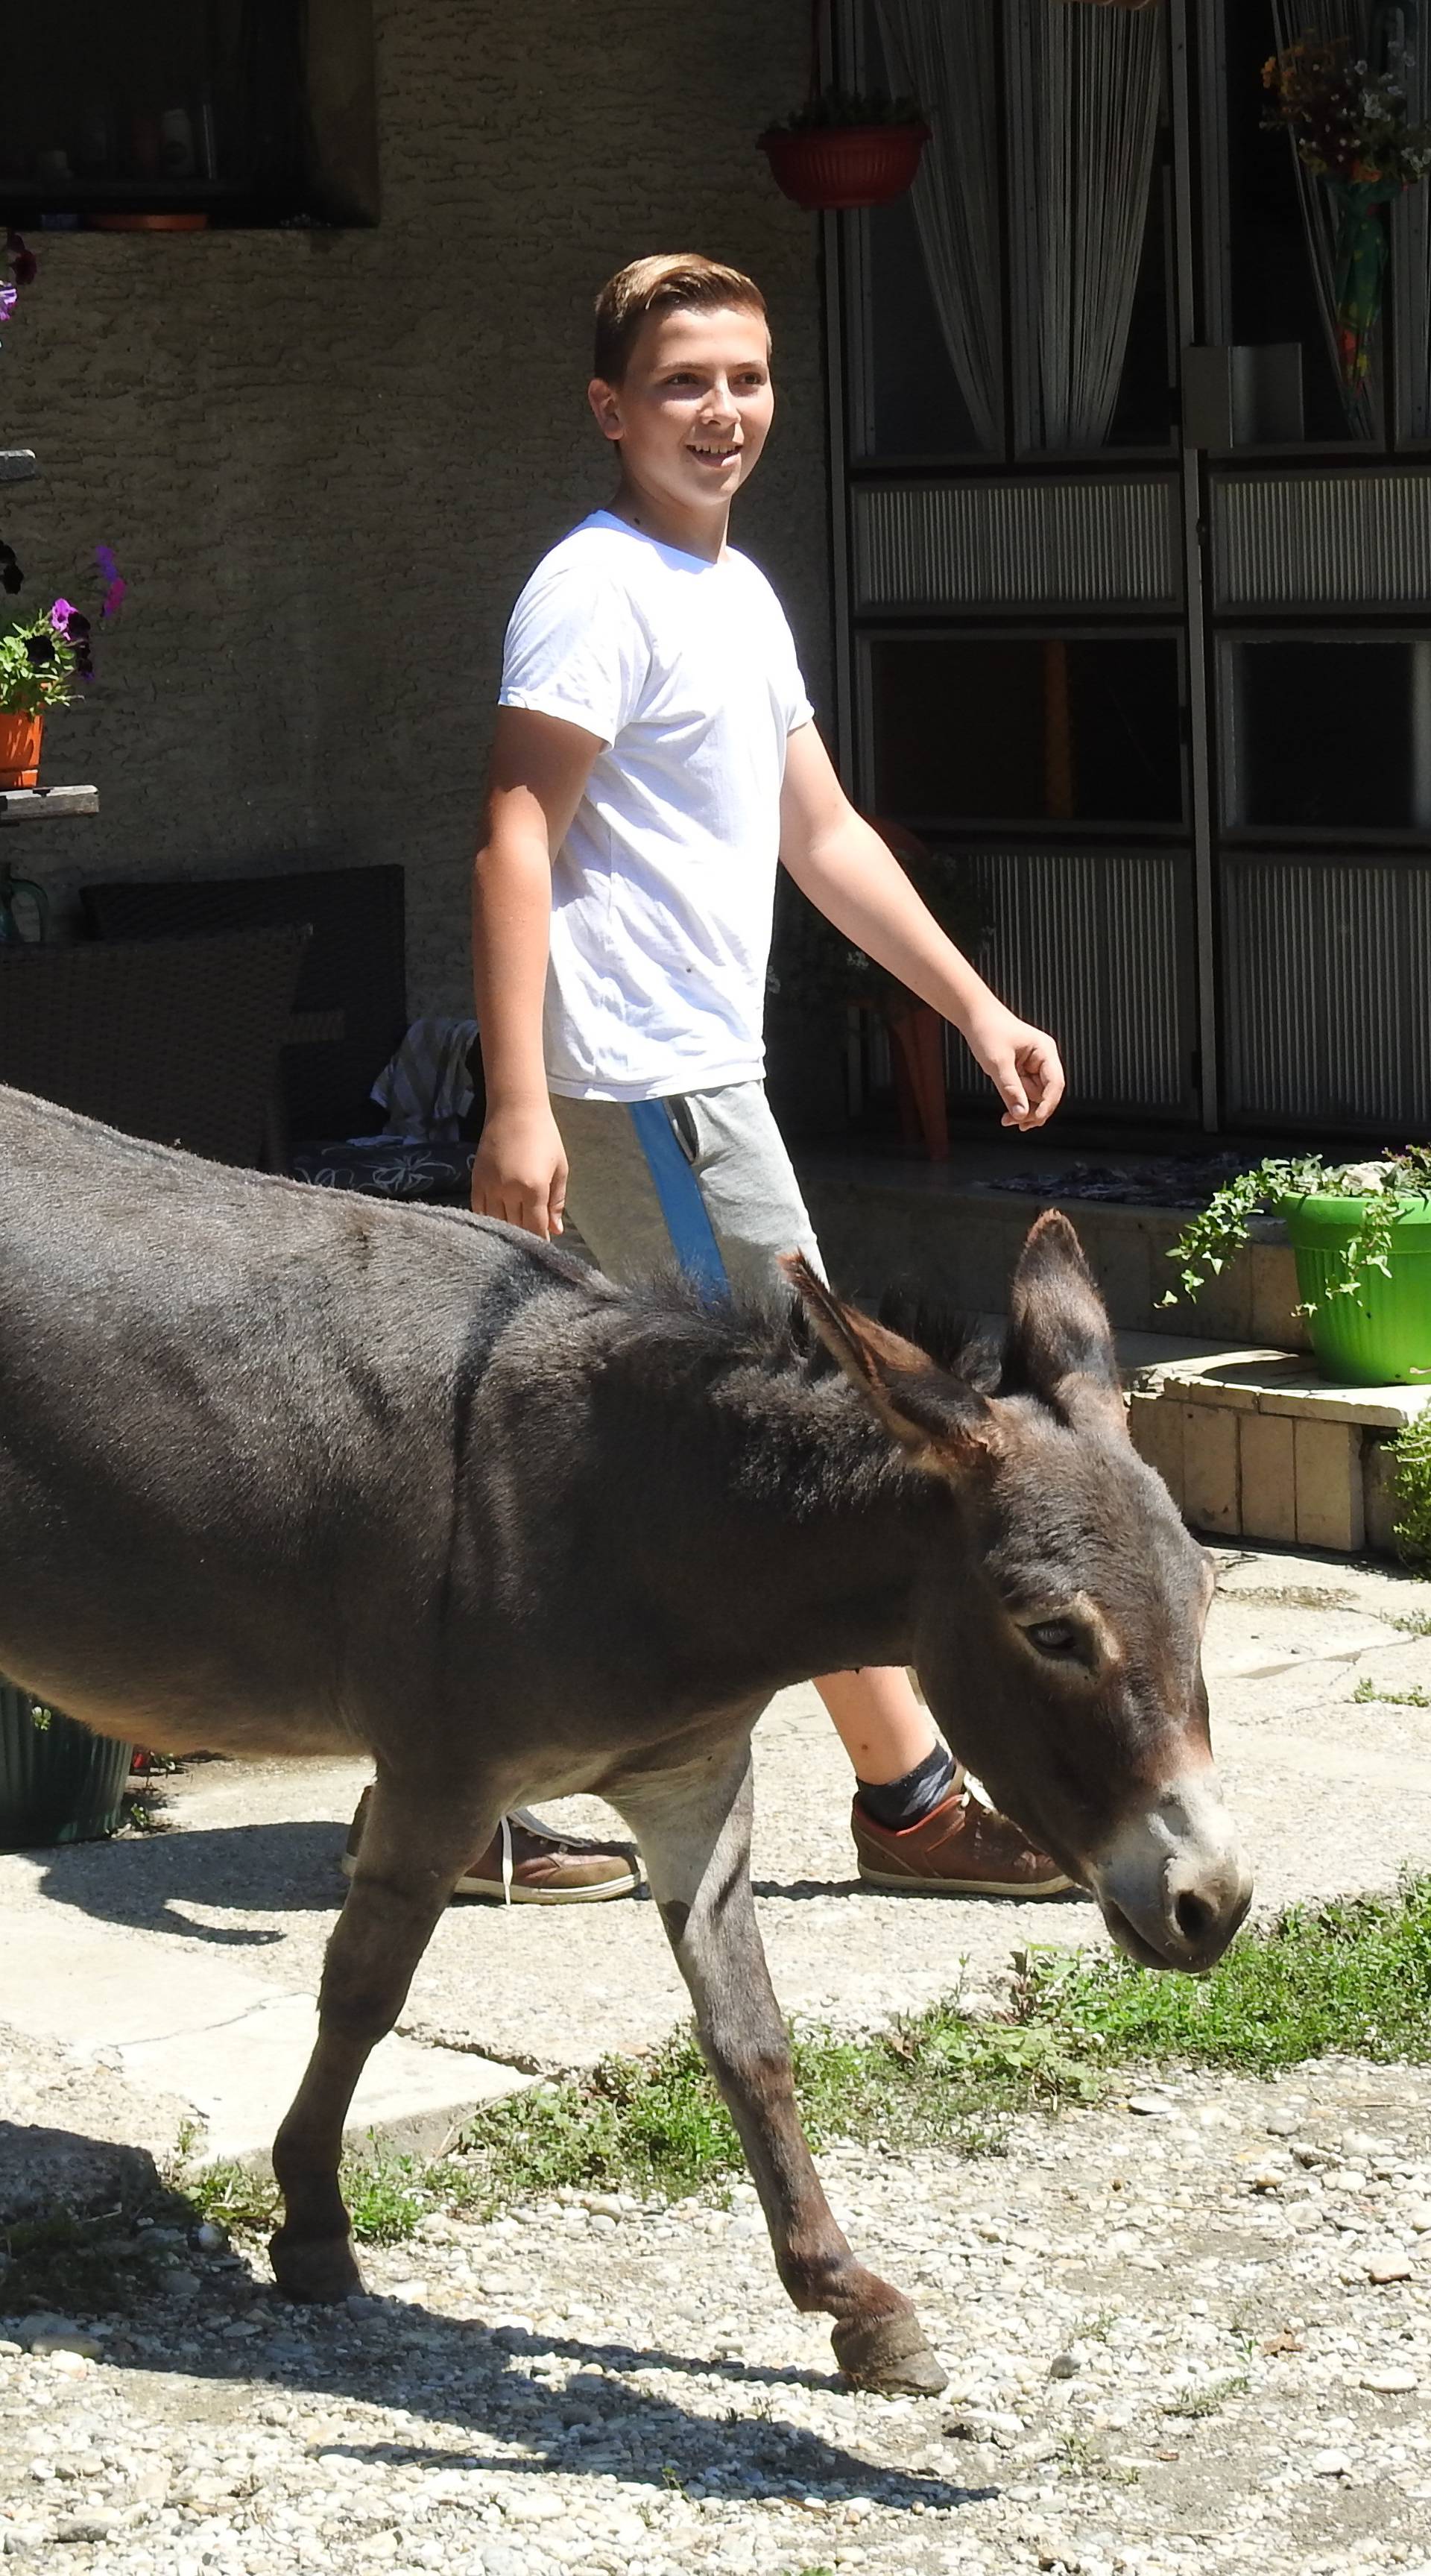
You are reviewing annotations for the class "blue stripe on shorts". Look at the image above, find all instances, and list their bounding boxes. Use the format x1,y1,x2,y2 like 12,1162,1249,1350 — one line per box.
626,1099,729,1294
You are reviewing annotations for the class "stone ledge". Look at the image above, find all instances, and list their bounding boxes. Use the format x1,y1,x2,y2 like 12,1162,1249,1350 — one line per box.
1128,1349,1430,1557
1132,1349,1431,1431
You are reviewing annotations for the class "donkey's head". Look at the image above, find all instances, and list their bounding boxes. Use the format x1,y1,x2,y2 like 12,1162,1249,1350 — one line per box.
787,1213,1251,1973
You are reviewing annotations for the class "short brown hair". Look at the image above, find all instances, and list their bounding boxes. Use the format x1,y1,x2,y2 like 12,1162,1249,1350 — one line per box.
593,254,768,384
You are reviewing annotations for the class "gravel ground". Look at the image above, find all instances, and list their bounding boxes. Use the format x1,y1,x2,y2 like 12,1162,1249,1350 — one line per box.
4,2058,1431,2576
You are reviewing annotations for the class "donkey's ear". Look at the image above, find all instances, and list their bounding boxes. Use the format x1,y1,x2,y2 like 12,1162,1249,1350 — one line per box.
1002,1210,1125,1429
781,1254,998,1464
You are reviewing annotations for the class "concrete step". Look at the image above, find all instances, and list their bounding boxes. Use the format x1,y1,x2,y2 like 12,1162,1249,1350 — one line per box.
801,1155,1310,1351
0,1911,532,2171
1127,1345,1431,1557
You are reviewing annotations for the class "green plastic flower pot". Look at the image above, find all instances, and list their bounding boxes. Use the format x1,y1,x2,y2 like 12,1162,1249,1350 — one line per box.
1280,1193,1431,1386
0,1679,132,1850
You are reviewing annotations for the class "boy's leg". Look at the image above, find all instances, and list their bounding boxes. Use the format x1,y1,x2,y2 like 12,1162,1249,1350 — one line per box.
555,1085,1070,1898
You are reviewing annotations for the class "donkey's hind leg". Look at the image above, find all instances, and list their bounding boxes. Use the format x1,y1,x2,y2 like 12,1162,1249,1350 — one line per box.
269,1768,487,2303
615,1739,947,2396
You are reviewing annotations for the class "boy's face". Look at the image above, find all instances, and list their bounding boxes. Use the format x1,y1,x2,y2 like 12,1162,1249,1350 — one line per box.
588,305,774,519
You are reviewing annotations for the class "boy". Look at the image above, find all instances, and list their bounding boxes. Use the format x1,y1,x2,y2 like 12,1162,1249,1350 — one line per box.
460,254,1070,1904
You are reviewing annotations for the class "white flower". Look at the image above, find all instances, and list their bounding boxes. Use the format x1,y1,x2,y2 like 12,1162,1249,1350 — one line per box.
1335,1160,1391,1195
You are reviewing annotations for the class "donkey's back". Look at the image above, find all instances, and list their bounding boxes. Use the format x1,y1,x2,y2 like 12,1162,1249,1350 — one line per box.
0,1084,590,1755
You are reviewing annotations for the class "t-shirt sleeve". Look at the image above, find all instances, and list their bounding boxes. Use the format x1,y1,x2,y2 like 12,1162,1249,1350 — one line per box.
771,596,814,734
499,561,648,746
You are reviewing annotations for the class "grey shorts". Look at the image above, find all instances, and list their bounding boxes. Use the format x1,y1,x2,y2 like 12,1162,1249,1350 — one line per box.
552,1081,825,1298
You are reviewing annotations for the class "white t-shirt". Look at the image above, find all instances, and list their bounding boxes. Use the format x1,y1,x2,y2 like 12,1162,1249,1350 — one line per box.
498,510,813,1102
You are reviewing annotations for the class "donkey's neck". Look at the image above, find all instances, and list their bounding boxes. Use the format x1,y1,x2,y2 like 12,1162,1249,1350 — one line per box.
569,1322,943,1706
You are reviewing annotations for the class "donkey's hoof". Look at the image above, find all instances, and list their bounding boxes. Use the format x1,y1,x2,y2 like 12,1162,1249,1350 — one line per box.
832,2310,947,2396
270,2225,364,2305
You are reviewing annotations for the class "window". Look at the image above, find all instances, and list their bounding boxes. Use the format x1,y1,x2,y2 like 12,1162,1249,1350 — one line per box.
0,1,378,227
867,636,1185,829
853,0,1173,461
1222,637,1431,833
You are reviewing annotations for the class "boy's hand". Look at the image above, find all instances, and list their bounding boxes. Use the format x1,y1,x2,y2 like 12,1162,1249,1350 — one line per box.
470,1105,569,1238
960,999,1066,1131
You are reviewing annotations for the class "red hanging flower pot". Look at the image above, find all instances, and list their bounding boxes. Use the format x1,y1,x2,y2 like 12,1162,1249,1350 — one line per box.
758,118,930,213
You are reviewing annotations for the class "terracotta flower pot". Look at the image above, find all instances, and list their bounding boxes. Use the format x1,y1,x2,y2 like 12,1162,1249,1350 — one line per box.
758,122,929,212
0,710,42,789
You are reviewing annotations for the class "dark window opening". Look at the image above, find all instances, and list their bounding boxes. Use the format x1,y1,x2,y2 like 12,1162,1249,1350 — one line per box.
869,636,1185,829
1225,639,1431,833
0,1,378,227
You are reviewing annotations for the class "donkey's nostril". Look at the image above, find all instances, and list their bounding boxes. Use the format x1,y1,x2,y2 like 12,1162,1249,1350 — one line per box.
1173,1887,1216,1949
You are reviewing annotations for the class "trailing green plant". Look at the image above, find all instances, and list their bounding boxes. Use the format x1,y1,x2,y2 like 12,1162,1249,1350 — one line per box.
1388,1404,1431,1570
1161,1147,1431,1311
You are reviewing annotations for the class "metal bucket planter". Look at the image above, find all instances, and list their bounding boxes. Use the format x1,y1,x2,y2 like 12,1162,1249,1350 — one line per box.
1281,1193,1431,1386
0,1678,133,1850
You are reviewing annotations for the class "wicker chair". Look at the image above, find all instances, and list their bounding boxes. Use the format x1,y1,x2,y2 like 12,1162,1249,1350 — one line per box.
80,865,407,1140
0,925,311,1167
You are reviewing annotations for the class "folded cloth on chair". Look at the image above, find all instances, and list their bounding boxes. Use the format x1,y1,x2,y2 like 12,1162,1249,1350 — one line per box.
370,1016,479,1143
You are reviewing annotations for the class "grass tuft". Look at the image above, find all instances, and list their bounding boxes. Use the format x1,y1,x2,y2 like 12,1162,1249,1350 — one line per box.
1351,1675,1430,1706
1026,1874,1431,2073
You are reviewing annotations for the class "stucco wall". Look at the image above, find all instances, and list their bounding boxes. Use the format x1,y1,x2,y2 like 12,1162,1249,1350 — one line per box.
4,0,830,1017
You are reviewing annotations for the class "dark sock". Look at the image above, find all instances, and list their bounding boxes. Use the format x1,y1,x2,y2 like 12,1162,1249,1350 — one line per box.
856,1743,956,1832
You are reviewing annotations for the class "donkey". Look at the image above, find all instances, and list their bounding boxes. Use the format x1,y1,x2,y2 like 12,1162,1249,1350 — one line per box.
0,1084,1251,2394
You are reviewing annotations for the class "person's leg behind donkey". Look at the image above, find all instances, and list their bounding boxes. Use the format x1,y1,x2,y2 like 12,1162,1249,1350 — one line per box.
550,1079,1070,1898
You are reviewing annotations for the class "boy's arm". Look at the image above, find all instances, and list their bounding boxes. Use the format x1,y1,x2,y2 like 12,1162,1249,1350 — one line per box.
779,723,1065,1131
470,704,601,1236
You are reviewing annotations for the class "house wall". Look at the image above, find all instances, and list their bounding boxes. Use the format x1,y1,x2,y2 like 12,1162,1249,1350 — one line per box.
4,0,830,1017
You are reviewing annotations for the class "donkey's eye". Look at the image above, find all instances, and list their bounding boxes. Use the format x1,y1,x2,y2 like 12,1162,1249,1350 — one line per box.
1026,1619,1083,1661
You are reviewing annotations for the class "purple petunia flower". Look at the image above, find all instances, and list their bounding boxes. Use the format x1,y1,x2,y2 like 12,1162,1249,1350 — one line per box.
0,285,16,325
49,597,75,634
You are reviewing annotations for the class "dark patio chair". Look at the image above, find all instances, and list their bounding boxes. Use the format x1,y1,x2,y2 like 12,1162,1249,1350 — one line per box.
0,924,310,1167
80,865,407,1142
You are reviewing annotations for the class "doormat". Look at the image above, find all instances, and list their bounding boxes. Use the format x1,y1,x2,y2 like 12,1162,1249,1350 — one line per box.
975,1154,1257,1210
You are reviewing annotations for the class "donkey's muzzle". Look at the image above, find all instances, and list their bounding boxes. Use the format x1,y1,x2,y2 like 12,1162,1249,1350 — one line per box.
1088,1771,1253,1973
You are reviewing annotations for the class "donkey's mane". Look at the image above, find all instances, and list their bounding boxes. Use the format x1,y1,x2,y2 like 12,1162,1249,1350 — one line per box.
598,1266,1002,1396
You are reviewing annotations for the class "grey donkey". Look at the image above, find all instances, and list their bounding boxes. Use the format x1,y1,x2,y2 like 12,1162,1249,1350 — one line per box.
0,1084,1251,2395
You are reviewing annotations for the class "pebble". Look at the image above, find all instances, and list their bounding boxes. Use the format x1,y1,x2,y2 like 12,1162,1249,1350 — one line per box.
25,2329,101,2361
1310,2449,1353,2477
1359,2364,1419,2392
1125,2095,1172,2118
1365,2252,1415,2283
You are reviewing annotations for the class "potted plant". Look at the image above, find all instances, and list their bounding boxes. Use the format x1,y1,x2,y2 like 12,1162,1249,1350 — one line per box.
0,1679,133,1849
769,824,991,1162
0,547,125,787
1163,1149,1431,1386
759,3,927,212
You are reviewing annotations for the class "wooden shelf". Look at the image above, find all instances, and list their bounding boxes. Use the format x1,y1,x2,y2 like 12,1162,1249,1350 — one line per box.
0,786,99,822
0,450,37,484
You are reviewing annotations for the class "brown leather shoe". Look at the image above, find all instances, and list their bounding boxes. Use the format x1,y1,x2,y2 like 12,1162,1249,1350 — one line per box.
342,1787,640,1904
851,1784,1073,1896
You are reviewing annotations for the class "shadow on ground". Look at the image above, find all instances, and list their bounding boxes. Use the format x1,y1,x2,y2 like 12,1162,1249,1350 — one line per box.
0,2116,989,2515
30,1821,347,1944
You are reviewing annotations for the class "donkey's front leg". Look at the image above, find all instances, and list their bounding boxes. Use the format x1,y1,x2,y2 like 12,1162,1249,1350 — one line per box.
269,1769,486,2303
616,1741,946,2396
